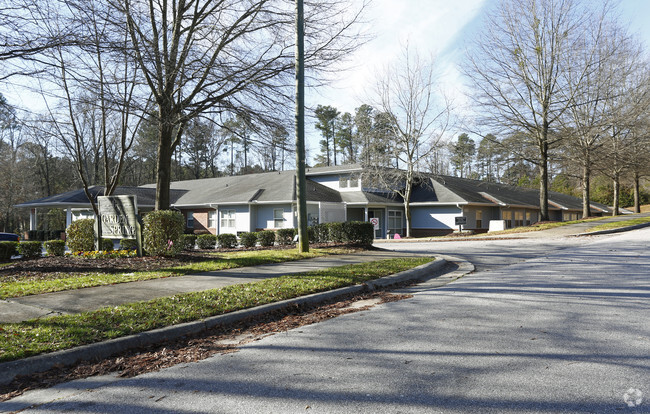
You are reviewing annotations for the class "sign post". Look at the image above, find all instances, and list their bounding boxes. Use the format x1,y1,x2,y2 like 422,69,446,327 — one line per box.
454,216,467,233
97,195,142,257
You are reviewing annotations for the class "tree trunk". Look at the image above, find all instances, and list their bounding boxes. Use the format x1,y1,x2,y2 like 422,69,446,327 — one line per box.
633,172,640,214
538,142,549,221
155,123,174,210
581,160,591,218
612,173,620,216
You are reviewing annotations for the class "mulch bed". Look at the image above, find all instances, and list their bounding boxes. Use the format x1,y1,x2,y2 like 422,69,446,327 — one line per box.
0,243,356,283
0,252,215,283
0,290,413,403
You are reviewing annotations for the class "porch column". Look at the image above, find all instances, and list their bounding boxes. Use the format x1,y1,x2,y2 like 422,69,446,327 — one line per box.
66,207,73,228
364,207,368,222
30,208,37,231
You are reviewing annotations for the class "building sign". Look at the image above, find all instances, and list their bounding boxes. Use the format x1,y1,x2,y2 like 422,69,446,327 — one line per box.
454,216,467,226
98,195,138,239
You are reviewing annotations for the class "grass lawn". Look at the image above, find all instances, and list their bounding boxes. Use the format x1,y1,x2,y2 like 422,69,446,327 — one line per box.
0,248,353,299
0,257,432,362
483,216,609,236
587,216,650,232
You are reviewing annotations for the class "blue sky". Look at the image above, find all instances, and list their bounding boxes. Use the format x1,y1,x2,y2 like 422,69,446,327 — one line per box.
305,0,650,156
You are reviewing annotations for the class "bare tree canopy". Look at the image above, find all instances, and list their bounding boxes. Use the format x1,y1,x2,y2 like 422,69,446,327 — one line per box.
367,44,453,237
465,0,612,220
110,0,367,209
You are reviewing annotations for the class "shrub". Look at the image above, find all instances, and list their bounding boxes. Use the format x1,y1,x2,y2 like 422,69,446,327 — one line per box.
45,240,66,256
66,219,95,252
120,238,138,251
328,222,345,243
101,238,114,251
17,241,42,259
0,241,18,261
48,230,64,241
276,228,296,245
179,234,196,250
342,221,374,246
142,210,184,257
217,233,238,249
239,232,258,248
257,230,276,247
309,223,329,243
197,234,217,249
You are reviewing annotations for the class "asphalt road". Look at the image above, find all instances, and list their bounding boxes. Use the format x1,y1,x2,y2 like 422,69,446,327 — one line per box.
4,229,649,413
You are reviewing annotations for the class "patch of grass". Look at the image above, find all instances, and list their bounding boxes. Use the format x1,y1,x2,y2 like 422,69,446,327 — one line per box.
587,216,650,232
0,248,354,299
475,217,609,236
0,257,432,362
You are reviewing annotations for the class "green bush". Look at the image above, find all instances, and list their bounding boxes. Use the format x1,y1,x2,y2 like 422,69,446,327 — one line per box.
142,210,184,257
120,238,138,250
101,238,114,252
66,219,95,252
45,240,66,256
328,222,345,243
309,223,329,243
179,234,196,250
342,221,374,246
276,228,296,245
17,241,42,259
239,232,258,248
257,230,276,247
0,241,18,261
217,233,238,249
197,234,217,249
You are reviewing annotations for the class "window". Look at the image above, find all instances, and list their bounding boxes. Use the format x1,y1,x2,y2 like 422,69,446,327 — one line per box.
514,211,524,227
274,209,285,228
388,210,403,236
502,210,513,228
349,174,359,188
208,211,217,228
186,211,194,228
220,209,235,228
339,176,348,188
476,210,483,228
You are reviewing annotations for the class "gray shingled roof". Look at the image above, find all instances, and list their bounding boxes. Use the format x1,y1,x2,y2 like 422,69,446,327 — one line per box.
142,170,341,206
14,186,165,208
423,175,610,212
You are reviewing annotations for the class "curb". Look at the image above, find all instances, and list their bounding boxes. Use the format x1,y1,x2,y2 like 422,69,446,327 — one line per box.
0,257,449,386
574,221,650,237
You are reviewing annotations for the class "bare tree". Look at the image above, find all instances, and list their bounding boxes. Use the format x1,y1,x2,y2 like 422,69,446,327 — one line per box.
597,64,650,215
109,0,367,209
367,45,452,237
465,0,608,221
30,0,143,246
561,15,640,217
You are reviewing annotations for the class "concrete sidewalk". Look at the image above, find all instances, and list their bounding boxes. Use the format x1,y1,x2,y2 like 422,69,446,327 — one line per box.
376,212,650,242
0,250,424,324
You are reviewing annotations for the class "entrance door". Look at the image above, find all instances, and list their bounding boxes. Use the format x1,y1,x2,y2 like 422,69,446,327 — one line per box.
368,209,385,239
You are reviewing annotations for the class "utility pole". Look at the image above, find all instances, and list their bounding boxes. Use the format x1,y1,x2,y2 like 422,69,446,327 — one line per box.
295,0,309,252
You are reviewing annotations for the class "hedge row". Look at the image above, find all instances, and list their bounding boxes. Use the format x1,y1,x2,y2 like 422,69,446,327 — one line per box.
4,213,374,261
27,230,65,241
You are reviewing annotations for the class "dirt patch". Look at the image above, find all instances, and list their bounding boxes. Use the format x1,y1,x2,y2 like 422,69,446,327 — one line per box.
0,290,412,403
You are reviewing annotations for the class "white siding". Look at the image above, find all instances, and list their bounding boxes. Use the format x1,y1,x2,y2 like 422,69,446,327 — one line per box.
320,202,346,223
410,206,462,229
256,204,293,229
218,205,250,234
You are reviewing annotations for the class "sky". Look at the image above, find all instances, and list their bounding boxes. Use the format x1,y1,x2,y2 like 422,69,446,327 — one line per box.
4,0,650,167
304,0,650,157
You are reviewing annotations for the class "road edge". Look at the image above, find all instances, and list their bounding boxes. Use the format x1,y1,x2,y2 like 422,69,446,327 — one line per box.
0,256,462,386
